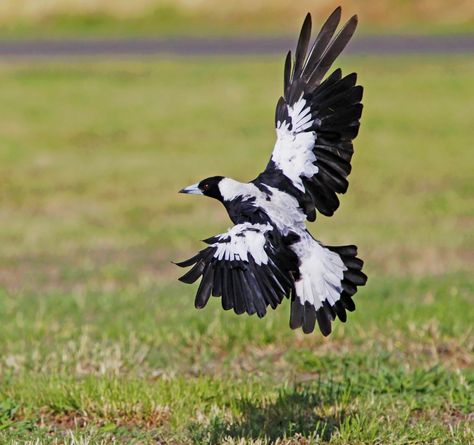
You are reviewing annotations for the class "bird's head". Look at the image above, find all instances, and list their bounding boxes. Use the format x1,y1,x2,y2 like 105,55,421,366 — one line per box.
179,176,224,201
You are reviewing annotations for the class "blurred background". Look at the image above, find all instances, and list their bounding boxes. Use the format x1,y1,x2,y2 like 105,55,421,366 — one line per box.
0,0,473,35
0,1,473,444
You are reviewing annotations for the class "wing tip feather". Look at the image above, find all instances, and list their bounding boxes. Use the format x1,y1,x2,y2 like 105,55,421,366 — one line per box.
326,6,342,26
303,12,312,27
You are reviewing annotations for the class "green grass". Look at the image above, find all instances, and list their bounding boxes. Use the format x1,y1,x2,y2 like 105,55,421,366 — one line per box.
3,16,473,40
0,3,473,39
0,56,473,443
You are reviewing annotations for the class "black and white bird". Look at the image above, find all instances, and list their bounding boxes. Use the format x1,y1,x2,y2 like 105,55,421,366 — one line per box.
176,7,367,336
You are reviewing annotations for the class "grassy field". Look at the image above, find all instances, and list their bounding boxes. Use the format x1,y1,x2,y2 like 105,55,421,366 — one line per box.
0,0,473,38
0,55,473,443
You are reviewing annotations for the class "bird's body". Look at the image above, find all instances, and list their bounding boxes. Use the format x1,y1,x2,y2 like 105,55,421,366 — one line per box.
220,178,305,231
176,7,367,336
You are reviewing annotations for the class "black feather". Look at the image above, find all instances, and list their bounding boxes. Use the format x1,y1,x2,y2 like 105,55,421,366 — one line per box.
232,268,246,315
265,257,291,288
195,265,213,309
321,103,363,126
305,178,339,216
287,78,306,106
212,266,223,297
312,72,358,104
246,271,267,318
312,67,343,93
254,266,282,308
343,256,364,270
342,280,357,296
318,85,363,110
174,251,202,268
302,302,317,334
315,150,352,176
226,267,238,312
341,295,356,312
302,7,342,83
275,96,287,127
293,13,312,80
316,162,349,193
221,267,233,310
315,142,354,162
202,235,219,244
328,245,358,256
306,208,316,222
283,51,292,96
322,300,336,321
290,298,304,329
316,308,332,336
345,270,368,286
308,15,358,89
315,146,351,168
239,269,257,316
334,300,347,322
178,260,205,284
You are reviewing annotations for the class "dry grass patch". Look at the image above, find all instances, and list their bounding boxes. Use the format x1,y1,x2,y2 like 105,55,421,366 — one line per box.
36,405,171,430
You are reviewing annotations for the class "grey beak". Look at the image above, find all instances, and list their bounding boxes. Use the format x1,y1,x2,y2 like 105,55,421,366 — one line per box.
179,182,202,195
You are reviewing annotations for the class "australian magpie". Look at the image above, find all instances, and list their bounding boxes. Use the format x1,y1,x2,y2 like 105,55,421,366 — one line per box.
176,7,367,336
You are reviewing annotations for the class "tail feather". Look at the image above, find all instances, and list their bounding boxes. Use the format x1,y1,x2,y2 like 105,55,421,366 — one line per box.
290,240,367,336
327,243,367,316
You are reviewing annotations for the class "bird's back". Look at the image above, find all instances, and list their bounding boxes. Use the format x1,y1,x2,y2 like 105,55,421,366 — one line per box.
219,177,306,235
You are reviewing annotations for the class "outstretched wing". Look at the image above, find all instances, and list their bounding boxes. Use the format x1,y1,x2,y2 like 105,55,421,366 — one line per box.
255,8,363,221
175,223,297,318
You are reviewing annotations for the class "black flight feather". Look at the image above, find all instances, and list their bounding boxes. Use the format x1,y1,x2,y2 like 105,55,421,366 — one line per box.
307,15,358,89
178,260,205,284
195,265,213,309
293,13,312,81
302,7,342,83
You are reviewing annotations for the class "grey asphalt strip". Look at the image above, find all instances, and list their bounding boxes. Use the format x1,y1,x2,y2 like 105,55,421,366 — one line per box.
0,35,473,59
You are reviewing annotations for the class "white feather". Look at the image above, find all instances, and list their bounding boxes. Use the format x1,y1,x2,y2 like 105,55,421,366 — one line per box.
271,98,318,191
292,233,346,309
218,178,306,235
213,223,272,265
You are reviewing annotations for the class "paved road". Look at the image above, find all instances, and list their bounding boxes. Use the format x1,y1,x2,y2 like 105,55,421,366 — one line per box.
0,35,473,59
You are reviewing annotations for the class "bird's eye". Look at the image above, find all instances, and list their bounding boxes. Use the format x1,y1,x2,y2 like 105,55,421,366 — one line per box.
203,184,210,191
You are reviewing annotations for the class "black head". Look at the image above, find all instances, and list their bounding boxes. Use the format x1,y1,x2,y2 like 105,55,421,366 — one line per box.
179,176,224,201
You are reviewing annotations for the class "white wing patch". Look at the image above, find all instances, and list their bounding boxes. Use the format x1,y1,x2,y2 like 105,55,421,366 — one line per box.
292,233,346,309
288,97,314,132
214,223,272,266
272,97,318,191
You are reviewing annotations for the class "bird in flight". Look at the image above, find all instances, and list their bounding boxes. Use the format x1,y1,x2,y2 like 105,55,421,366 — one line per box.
176,7,367,336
